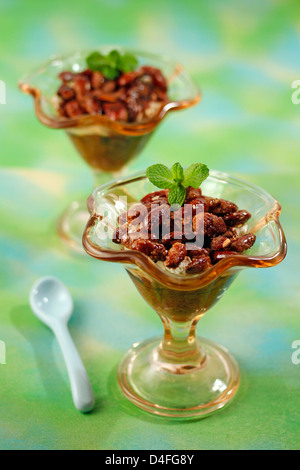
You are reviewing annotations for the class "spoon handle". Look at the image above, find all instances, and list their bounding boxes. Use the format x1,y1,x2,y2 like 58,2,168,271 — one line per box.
52,322,95,413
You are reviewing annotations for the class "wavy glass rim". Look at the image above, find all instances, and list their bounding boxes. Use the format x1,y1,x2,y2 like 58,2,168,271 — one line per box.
82,170,287,291
19,47,201,136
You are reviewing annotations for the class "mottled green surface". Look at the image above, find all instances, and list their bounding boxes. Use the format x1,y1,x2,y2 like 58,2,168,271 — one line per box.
0,0,300,450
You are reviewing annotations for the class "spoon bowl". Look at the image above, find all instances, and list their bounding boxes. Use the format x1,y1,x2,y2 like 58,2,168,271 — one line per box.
30,276,73,326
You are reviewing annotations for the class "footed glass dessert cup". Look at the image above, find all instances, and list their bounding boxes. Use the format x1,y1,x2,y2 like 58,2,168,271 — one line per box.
82,171,287,418
19,47,200,251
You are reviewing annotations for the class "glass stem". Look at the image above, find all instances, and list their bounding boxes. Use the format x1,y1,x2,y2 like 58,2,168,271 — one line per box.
157,314,205,369
92,169,119,190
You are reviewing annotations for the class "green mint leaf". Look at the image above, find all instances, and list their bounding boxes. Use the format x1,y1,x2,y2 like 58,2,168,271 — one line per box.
119,53,139,72
107,49,121,68
86,52,106,70
146,164,174,189
183,163,209,188
168,184,186,207
101,65,119,80
171,162,184,183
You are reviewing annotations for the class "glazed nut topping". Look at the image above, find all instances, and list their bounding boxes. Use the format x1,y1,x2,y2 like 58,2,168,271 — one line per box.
112,187,256,275
56,65,169,122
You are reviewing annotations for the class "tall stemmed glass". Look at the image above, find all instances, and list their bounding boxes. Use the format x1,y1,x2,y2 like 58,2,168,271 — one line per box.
19,47,200,251
82,170,287,418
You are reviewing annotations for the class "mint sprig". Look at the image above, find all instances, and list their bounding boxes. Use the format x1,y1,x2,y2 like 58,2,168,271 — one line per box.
86,50,138,80
146,162,209,206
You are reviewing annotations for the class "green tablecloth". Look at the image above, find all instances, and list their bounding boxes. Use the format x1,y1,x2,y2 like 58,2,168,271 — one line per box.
0,0,299,450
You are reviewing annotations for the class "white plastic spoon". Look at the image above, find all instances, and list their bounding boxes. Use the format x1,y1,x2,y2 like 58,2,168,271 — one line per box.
29,276,95,413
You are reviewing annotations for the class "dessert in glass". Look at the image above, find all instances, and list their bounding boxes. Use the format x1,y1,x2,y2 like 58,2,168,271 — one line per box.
82,169,287,418
19,47,200,251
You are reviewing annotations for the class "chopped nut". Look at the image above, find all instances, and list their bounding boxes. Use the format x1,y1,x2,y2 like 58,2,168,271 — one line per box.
230,233,256,252
223,210,251,227
186,255,212,274
165,242,187,268
130,239,168,261
208,198,238,215
193,212,227,237
210,236,231,251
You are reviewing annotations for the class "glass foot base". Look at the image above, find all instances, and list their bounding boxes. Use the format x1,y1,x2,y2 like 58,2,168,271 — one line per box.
57,200,90,253
118,336,240,418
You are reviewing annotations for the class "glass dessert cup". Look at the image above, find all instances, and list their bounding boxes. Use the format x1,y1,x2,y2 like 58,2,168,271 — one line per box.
82,171,287,418
19,47,200,252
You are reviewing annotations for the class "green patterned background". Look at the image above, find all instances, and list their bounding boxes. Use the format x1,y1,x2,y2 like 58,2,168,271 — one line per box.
0,0,299,450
